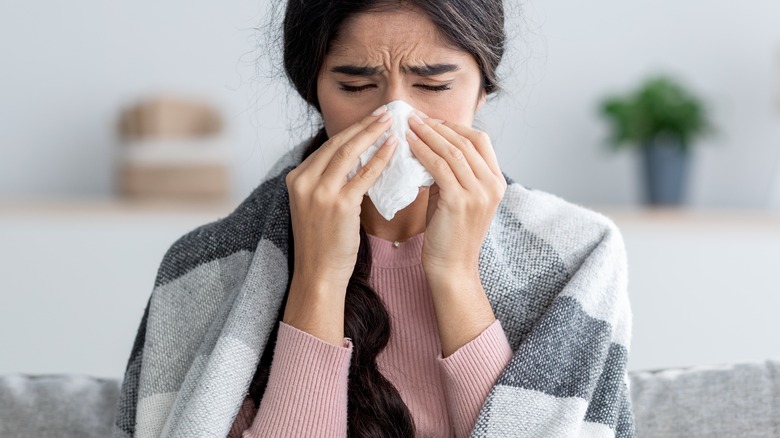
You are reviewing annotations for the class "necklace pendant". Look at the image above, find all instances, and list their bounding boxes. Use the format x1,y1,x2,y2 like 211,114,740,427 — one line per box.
392,240,401,248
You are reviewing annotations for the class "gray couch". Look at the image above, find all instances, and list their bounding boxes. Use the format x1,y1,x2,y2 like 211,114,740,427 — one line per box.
1,360,778,437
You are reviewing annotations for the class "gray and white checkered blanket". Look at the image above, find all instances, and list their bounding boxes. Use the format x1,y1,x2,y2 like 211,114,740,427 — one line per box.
112,139,636,437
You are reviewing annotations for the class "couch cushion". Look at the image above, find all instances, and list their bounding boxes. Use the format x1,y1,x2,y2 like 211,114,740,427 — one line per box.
0,374,120,438
629,359,780,437
2,362,779,438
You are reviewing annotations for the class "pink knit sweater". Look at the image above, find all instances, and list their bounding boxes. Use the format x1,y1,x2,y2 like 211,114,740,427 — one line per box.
229,232,513,438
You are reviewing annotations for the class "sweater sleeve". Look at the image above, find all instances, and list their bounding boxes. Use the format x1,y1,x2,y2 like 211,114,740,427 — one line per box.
436,318,513,438
242,321,353,438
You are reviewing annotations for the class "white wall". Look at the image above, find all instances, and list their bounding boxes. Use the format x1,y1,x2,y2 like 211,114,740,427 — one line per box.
1,208,778,379
610,212,780,371
2,0,780,207
0,211,210,380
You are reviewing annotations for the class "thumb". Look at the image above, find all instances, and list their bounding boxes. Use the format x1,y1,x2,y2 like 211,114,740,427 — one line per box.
425,183,439,226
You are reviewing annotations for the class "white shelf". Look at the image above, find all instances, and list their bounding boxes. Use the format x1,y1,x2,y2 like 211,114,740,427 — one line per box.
591,205,780,229
0,198,238,217
3,199,779,226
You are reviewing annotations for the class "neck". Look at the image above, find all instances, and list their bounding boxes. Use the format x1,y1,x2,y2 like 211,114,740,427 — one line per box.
360,188,429,242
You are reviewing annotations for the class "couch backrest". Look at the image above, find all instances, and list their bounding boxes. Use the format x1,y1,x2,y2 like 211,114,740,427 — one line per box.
0,374,119,438
2,360,779,437
629,359,780,437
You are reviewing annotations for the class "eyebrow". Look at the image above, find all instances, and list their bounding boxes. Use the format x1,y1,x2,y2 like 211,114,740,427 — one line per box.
329,63,460,77
406,63,460,76
330,65,380,76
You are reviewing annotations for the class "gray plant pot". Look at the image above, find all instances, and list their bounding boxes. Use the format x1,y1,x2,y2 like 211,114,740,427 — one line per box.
641,136,690,205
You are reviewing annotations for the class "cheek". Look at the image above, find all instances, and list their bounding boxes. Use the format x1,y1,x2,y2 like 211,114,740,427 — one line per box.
423,101,476,127
319,101,339,138
318,78,380,137
318,85,352,138
420,81,482,127
450,106,477,126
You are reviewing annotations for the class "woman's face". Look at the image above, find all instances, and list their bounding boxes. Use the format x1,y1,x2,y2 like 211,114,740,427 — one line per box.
316,6,486,137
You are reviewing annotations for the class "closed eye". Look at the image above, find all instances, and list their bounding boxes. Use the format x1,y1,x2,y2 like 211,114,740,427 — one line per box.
338,84,376,93
416,83,451,92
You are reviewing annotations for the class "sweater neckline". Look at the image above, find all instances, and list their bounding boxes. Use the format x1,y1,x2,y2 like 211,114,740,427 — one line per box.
366,232,425,268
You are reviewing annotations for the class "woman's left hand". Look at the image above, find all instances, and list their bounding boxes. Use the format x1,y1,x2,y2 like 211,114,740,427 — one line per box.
406,111,506,357
406,111,507,285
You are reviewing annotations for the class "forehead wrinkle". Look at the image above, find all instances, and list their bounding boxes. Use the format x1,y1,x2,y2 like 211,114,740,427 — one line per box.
327,9,461,63
332,39,433,66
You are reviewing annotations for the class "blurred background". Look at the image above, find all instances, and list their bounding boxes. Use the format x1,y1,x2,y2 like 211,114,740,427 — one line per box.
1,0,779,380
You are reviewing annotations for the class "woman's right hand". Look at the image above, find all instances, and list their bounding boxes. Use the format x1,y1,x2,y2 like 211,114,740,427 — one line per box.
282,105,397,346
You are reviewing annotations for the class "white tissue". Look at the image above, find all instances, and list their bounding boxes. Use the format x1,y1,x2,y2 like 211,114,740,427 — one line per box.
347,100,434,221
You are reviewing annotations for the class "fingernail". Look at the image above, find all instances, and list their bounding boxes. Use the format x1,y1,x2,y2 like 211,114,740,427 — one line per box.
385,132,398,146
432,118,444,124
410,114,425,125
407,129,419,141
372,105,388,116
378,112,392,123
415,110,429,119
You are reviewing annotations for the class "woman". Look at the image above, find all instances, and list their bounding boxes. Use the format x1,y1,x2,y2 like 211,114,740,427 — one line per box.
112,1,636,437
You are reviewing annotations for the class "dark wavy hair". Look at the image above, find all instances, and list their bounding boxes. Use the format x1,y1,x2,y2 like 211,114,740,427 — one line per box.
241,1,506,436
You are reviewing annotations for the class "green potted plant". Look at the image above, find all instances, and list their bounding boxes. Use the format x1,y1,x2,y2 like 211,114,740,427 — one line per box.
599,75,714,205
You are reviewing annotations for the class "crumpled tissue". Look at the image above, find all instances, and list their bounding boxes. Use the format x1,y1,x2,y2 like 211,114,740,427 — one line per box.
347,100,434,221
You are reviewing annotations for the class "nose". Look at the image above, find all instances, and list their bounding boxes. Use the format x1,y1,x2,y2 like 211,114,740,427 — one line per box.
382,81,413,107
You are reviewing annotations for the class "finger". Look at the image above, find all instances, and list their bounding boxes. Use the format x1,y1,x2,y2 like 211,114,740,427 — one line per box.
419,116,494,181
342,132,398,198
407,112,478,189
320,112,395,185
406,123,460,189
305,105,392,176
437,121,502,178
